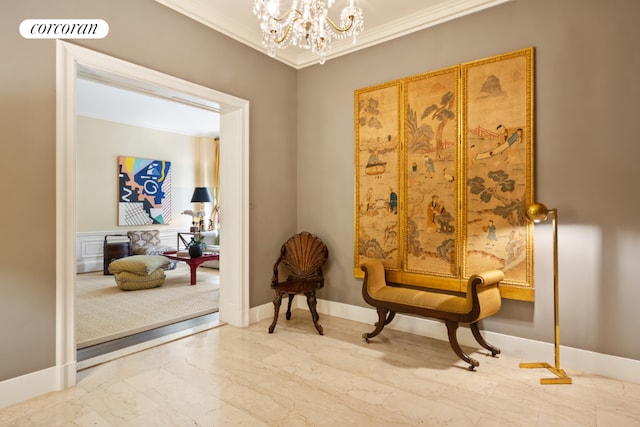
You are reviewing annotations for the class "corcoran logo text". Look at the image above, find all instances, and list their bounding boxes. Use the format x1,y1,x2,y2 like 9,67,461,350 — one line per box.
20,19,109,39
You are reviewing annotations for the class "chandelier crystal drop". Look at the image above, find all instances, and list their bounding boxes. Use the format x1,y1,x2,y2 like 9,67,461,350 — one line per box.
253,0,364,64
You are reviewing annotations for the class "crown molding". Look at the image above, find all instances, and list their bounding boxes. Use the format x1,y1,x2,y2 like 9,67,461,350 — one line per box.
155,0,511,69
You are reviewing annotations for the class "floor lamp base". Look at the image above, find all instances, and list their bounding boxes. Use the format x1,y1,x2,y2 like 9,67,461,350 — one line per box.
520,362,572,384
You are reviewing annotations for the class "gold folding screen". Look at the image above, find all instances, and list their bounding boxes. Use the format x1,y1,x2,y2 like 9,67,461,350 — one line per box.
354,47,535,301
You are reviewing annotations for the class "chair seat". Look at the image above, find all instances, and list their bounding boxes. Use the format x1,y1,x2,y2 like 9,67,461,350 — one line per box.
272,279,323,294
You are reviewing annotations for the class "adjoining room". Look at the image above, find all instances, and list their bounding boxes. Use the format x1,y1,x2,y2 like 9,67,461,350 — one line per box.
74,71,222,363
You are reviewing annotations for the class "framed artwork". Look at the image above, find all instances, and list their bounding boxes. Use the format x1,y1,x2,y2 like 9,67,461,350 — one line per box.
404,65,460,280
354,80,402,272
118,156,172,225
354,47,535,301
461,48,534,299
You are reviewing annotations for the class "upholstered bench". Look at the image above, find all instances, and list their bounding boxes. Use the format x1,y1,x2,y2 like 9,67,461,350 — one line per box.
361,260,504,370
108,255,170,291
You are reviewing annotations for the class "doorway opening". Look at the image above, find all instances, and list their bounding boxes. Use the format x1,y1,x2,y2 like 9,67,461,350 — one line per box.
56,41,250,386
74,73,221,363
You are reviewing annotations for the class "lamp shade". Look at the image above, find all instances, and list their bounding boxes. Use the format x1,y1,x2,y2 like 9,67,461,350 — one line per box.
190,187,212,203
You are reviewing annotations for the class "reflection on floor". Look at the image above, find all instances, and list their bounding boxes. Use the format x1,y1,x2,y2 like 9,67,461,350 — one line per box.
3,312,640,426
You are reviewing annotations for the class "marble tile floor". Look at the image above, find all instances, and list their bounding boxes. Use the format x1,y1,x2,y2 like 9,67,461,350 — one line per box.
2,312,639,426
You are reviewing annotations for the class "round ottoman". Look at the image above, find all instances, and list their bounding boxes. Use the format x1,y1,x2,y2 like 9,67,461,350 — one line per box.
108,255,170,291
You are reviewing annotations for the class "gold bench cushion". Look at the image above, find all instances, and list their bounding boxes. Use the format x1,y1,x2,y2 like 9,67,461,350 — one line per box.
363,260,502,319
370,283,501,319
373,286,471,314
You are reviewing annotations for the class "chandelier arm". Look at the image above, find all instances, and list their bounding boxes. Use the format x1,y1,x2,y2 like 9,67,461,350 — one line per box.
273,20,297,44
325,14,354,33
272,8,301,23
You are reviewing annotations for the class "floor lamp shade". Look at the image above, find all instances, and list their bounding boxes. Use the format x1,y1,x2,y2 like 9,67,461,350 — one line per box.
190,187,212,203
525,202,549,223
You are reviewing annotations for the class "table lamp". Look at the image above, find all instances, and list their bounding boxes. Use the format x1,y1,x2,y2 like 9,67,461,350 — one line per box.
190,187,212,232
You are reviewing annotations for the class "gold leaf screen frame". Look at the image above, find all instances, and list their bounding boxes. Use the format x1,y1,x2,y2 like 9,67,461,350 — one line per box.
354,47,535,301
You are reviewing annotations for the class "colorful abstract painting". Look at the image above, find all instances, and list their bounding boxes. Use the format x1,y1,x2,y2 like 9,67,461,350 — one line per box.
118,156,172,225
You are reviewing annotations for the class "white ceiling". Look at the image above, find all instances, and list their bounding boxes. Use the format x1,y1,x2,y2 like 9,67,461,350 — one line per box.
76,78,221,138
77,0,510,138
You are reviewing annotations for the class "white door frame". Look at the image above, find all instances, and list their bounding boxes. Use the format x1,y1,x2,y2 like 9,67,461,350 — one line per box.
55,41,250,388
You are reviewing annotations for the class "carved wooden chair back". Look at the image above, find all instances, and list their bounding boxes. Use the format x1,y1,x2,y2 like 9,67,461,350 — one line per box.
269,231,328,335
278,231,328,282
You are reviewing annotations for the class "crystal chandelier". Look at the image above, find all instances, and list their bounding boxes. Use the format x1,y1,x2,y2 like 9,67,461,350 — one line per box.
253,0,364,64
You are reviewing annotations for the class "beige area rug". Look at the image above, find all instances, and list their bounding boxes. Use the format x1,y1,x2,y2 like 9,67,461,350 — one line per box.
76,263,219,348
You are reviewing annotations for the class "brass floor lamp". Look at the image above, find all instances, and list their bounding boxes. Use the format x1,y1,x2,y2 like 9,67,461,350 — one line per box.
519,202,572,384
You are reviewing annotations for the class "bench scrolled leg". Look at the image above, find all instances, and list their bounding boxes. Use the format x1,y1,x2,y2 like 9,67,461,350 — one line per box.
471,322,500,357
363,308,394,342
382,311,396,326
445,321,479,370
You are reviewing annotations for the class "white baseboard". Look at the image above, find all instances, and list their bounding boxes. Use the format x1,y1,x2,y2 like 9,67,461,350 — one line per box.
250,298,640,384
0,364,71,409
0,319,224,410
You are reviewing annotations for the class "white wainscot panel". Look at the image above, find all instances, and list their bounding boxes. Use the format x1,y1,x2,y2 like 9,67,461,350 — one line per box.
76,229,181,273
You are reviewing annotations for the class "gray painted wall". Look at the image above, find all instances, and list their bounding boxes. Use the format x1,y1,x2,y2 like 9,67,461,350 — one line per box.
1,0,639,386
0,0,297,381
297,0,640,360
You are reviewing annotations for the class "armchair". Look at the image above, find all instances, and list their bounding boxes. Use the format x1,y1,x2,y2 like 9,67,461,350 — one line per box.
127,230,176,255
268,232,329,335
